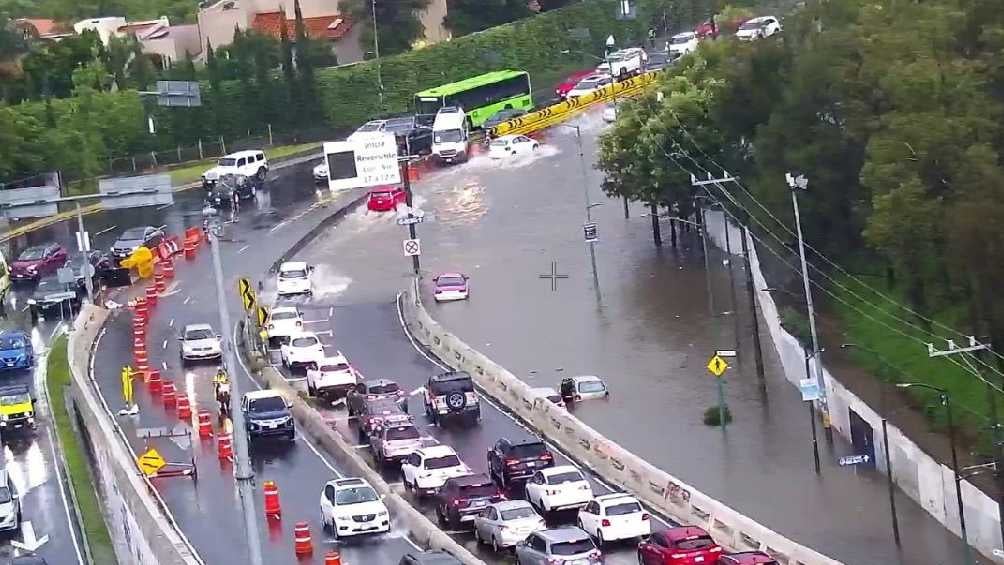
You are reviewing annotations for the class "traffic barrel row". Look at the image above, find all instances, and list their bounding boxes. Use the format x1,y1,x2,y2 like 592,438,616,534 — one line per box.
293,521,312,556
176,396,192,420
147,369,162,394
197,410,213,438
145,285,158,306
161,381,176,407
217,434,233,459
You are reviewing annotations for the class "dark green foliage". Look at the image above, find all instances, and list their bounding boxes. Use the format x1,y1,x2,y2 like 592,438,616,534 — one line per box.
703,405,732,426
341,0,431,57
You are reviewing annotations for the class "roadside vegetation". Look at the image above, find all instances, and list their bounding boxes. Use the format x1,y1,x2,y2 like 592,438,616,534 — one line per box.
46,335,117,564
597,0,1004,450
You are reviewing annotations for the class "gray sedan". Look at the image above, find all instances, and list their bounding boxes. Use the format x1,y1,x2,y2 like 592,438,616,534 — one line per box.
472,500,545,552
515,527,602,564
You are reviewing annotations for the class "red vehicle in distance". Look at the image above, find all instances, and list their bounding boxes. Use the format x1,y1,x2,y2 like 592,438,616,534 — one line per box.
716,551,780,565
555,69,597,100
11,243,68,283
694,19,719,39
367,186,407,212
637,526,722,564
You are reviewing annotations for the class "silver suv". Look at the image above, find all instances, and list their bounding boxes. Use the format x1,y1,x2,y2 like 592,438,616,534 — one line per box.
515,527,602,564
0,469,21,532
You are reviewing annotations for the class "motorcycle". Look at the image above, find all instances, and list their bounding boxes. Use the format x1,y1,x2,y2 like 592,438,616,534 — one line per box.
215,381,232,418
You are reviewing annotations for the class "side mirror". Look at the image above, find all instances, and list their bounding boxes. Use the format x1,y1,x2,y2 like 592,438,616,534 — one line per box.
216,334,222,339
177,336,184,341
463,274,469,280
286,401,293,409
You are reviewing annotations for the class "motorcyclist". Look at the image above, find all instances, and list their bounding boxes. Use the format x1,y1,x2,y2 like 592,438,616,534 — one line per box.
214,368,231,415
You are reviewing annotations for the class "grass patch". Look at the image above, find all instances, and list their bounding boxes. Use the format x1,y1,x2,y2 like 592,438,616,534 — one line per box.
168,141,322,187
703,404,733,426
46,335,117,564
831,273,996,453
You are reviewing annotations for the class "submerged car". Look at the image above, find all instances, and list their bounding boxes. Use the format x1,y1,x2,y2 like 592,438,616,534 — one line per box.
555,69,596,99
559,375,609,402
0,331,32,371
367,186,407,212
432,273,469,302
10,244,67,283
488,135,539,159
313,161,329,183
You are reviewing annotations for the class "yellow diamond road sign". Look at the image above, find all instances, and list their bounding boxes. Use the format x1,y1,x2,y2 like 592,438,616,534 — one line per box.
707,355,729,378
138,447,167,476
237,277,256,311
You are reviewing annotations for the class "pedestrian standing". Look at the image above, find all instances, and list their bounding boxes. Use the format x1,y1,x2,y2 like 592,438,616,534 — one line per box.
648,27,656,48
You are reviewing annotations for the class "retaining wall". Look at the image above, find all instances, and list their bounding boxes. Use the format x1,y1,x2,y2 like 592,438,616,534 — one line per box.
67,305,203,565
399,279,841,565
256,365,485,565
700,210,1004,562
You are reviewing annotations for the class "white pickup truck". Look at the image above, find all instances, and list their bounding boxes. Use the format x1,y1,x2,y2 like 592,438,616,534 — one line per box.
596,47,648,79
306,353,358,400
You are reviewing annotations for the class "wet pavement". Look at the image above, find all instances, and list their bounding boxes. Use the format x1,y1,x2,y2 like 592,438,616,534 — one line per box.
284,110,974,564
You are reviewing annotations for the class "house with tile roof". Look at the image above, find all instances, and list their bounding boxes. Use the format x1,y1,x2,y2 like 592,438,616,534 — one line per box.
75,16,202,68
13,18,73,42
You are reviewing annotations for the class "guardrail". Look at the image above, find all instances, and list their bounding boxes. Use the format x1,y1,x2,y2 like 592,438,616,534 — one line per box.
489,71,658,138
400,279,843,565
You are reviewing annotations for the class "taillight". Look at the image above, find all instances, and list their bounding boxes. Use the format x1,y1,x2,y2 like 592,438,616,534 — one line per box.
642,513,650,520
505,458,519,466
453,499,470,508
601,519,611,527
670,554,686,559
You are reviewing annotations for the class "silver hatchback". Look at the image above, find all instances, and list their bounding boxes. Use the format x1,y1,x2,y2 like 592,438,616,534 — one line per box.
473,499,545,552
514,527,602,564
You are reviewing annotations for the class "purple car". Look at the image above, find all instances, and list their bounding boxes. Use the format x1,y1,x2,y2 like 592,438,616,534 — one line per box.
433,273,469,302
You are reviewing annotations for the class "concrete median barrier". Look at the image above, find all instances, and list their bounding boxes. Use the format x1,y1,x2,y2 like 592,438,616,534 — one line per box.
67,305,203,565
256,366,485,565
400,279,842,565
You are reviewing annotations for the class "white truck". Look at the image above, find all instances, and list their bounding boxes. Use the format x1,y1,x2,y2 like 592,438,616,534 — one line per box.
431,107,471,164
596,47,648,79
306,353,358,400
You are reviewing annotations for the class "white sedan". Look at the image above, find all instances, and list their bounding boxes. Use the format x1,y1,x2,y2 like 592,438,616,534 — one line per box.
525,466,593,517
276,261,313,296
566,74,612,99
319,477,390,539
313,162,328,183
279,332,325,369
489,135,539,159
576,493,650,545
400,445,471,497
179,323,222,365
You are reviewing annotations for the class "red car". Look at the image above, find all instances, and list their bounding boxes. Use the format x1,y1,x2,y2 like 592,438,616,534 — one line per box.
555,69,596,99
11,243,68,282
367,186,407,212
694,19,719,39
637,526,722,564
717,551,779,565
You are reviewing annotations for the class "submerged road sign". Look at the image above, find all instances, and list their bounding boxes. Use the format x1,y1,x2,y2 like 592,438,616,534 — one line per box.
707,354,728,377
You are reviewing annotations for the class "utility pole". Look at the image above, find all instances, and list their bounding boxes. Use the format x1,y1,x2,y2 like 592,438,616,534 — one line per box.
561,124,600,288
75,203,95,305
786,172,831,435
723,216,741,366
399,159,420,275
740,225,766,392
207,213,264,565
371,0,384,110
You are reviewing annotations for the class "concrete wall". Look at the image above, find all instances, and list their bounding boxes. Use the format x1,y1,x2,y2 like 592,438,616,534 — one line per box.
67,305,203,565
399,280,842,565
701,210,1004,562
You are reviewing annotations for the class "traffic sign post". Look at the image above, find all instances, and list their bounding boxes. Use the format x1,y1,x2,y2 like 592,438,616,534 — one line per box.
237,277,256,311
707,354,729,432
403,239,421,257
583,222,598,242
138,447,167,476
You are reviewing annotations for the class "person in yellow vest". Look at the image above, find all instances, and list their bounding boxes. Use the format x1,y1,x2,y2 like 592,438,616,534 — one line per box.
214,367,231,417
118,366,139,415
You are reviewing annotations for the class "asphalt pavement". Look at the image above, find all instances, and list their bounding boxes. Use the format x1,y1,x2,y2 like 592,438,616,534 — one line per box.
278,110,975,564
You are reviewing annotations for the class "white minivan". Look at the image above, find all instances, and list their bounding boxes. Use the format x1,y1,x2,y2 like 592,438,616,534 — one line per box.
202,150,268,188
431,107,470,164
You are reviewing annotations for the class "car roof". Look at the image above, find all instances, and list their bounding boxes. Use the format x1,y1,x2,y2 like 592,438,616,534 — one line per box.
184,323,213,332
403,550,462,565
445,473,492,487
279,261,308,270
287,331,319,341
490,499,534,512
318,354,349,365
595,493,638,505
744,16,774,23
270,306,300,315
663,525,713,542
363,397,402,411
430,371,472,383
245,389,283,401
572,375,604,383
502,436,545,447
223,150,263,158
435,272,466,278
417,445,458,458
673,31,696,38
537,527,591,543
540,465,579,476
365,378,399,389
327,477,373,490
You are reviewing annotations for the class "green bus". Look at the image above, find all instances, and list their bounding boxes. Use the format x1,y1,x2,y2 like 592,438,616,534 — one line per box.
414,70,532,128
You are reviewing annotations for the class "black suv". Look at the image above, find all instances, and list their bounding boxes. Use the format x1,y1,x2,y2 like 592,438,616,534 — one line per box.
398,551,462,565
242,391,295,442
487,437,555,488
206,174,260,207
111,226,164,261
423,371,480,425
434,473,503,529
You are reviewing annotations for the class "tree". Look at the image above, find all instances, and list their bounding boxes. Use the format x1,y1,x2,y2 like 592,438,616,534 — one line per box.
279,12,299,126
341,0,431,57
293,0,320,119
443,0,532,37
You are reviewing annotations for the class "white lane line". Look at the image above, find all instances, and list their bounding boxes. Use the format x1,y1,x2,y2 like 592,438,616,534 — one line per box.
162,340,168,350
169,319,174,328
238,245,250,254
95,225,117,236
269,221,289,233
313,330,333,336
393,292,671,527
183,296,191,305
232,322,342,478
162,361,168,371
328,306,334,318
352,444,368,449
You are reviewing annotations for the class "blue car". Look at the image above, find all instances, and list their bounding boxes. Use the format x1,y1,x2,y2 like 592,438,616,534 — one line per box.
0,331,33,370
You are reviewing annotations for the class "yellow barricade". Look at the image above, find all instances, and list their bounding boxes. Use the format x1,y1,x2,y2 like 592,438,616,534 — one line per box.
490,72,658,138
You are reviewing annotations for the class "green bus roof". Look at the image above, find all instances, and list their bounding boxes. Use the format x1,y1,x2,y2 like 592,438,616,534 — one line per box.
415,69,528,98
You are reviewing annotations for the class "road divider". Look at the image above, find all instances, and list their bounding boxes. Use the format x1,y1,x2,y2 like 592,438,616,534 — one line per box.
253,362,485,565
489,71,657,138
399,279,842,565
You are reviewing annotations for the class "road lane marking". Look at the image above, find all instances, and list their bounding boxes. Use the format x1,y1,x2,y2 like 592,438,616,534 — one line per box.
183,296,191,305
162,340,168,350
169,319,174,328
95,225,117,236
352,444,368,449
328,306,334,318
269,221,289,233
313,330,333,336
238,245,250,254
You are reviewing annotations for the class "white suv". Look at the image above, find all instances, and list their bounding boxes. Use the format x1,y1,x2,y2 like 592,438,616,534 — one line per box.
276,261,313,296
735,16,782,40
264,306,303,348
279,332,326,369
319,477,390,539
202,150,268,188
668,32,699,57
400,445,470,497
525,466,593,518
596,47,647,79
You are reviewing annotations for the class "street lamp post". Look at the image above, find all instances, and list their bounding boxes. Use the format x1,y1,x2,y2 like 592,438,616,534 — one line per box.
371,0,384,110
559,124,600,288
804,347,822,474
897,382,972,565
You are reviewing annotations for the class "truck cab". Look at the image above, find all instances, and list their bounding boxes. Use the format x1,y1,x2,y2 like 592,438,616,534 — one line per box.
431,107,470,164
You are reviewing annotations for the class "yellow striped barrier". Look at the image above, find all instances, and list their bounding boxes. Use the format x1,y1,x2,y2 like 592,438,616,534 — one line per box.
490,71,658,138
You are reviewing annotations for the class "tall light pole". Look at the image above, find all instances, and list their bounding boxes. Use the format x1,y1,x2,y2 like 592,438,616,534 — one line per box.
560,124,600,289
786,172,831,434
75,203,95,305
371,0,384,109
897,382,971,565
206,206,264,565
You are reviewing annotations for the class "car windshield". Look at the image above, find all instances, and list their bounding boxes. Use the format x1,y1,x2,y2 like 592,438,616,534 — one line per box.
334,485,378,504
501,506,536,520
386,426,420,440
0,336,25,349
578,380,606,393
368,382,399,395
458,483,496,498
291,336,319,348
547,471,584,484
671,34,694,44
281,269,308,279
121,228,147,240
272,311,298,321
510,442,547,459
606,501,642,515
675,535,716,550
358,122,384,132
425,454,461,469
437,276,465,287
250,396,286,412
431,378,474,394
739,20,762,30
371,190,395,197
576,79,603,89
320,363,350,372
607,53,626,61
0,392,29,405
18,247,44,260
547,394,563,404
490,139,509,147
434,129,463,143
185,328,214,340
384,117,414,131
0,487,11,504
551,539,595,556
218,157,237,166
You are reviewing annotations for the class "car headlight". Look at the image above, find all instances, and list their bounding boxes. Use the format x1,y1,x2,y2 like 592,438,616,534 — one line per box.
26,299,35,305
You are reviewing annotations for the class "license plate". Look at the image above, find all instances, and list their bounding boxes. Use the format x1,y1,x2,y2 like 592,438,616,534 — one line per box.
695,557,704,563
472,500,486,507
266,422,278,429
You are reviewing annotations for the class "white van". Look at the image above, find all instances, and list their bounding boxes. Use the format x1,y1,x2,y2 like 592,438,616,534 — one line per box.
202,150,268,188
431,107,470,164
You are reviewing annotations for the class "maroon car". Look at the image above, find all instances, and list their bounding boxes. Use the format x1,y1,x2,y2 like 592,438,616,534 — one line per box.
435,473,505,529
716,551,779,565
555,69,596,100
11,244,67,282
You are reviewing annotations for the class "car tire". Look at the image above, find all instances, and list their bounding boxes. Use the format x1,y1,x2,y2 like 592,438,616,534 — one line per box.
532,144,539,151
597,529,605,546
436,506,447,527
637,550,644,564
250,185,257,198
492,536,502,553
307,382,316,397
473,526,482,545
286,431,295,442
403,476,413,492
257,168,267,181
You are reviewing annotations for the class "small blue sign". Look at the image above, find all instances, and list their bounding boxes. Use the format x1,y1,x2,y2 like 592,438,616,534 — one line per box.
839,454,871,467
799,378,820,402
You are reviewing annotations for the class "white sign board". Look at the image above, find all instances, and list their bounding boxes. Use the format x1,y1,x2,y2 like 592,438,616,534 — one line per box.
324,133,401,192
838,454,871,467
402,239,421,257
799,378,820,402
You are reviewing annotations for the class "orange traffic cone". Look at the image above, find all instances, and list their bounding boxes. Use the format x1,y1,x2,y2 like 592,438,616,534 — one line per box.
263,480,281,518
155,272,166,293
147,369,162,394
217,434,233,459
161,381,176,407
197,410,213,438
176,396,191,420
144,285,158,306
293,521,312,557
324,551,342,565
